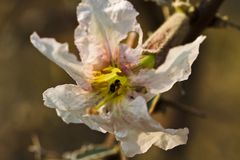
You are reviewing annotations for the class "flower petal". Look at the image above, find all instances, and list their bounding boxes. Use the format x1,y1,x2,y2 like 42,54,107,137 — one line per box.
43,84,106,132
30,32,89,87
119,128,188,157
43,84,99,111
118,96,161,131
56,109,107,133
119,44,142,70
112,96,188,157
84,109,114,133
131,35,206,94
74,0,142,67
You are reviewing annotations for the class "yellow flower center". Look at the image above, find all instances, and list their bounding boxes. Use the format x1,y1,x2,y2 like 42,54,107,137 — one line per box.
91,66,129,110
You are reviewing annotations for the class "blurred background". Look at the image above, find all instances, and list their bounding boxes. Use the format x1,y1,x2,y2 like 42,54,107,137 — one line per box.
0,0,239,159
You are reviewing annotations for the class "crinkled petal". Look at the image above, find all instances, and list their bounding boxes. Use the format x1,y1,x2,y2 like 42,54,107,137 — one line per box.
119,128,188,157
43,84,106,132
56,109,107,133
119,96,161,131
84,110,114,133
43,84,99,112
131,35,206,94
30,32,90,88
112,96,188,157
75,0,142,68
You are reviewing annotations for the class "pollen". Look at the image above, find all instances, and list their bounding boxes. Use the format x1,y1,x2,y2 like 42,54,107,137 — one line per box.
92,66,128,94
91,66,129,110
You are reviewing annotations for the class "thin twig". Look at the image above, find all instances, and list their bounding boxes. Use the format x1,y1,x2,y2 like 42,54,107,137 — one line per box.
126,31,138,48
149,94,161,114
28,135,44,160
209,15,240,31
157,98,206,118
103,134,115,147
162,5,171,20
120,147,128,160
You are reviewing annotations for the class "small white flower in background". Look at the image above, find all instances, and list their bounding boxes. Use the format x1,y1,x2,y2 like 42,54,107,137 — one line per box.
30,0,205,157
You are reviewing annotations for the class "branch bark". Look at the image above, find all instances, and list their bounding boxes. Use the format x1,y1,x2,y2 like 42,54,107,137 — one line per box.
144,0,225,66
187,0,225,41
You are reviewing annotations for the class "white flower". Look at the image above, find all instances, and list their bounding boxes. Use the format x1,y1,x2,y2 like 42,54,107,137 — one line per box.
30,0,205,157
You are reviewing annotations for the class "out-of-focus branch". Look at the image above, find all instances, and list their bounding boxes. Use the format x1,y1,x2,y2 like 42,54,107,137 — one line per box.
143,12,189,66
28,135,44,160
63,145,119,160
29,135,61,160
157,98,206,117
103,134,115,147
144,0,225,66
187,0,225,41
209,15,240,31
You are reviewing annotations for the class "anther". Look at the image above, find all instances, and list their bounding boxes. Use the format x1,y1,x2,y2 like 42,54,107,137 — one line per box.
115,79,120,85
109,79,122,93
110,83,116,93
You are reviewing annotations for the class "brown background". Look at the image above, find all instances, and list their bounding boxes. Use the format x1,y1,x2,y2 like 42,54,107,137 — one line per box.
0,0,239,159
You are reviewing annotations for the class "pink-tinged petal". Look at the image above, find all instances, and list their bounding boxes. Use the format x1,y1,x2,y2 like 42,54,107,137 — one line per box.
30,32,90,88
75,0,142,68
131,35,206,94
119,44,142,70
112,96,188,157
43,84,106,132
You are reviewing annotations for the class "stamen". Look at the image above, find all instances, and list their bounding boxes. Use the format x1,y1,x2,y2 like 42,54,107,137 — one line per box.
91,66,129,111
110,83,116,93
94,93,116,110
109,79,122,93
